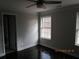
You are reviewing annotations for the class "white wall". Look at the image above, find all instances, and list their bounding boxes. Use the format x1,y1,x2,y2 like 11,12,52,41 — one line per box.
40,7,76,49
76,12,79,30
40,4,79,58
16,13,38,51
0,12,38,57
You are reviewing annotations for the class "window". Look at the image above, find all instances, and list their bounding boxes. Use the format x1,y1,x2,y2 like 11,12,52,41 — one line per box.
40,16,51,39
75,12,79,46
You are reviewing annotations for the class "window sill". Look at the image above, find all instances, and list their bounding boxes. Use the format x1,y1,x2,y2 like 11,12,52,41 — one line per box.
40,38,51,40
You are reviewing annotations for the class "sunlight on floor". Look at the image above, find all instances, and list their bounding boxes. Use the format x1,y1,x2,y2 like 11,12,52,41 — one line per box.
41,52,51,59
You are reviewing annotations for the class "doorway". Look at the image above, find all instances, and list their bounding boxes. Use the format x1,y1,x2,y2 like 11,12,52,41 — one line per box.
3,14,17,54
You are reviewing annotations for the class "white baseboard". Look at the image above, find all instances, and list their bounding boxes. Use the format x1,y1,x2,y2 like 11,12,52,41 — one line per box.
17,44,37,51
0,53,5,57
0,44,37,57
40,44,54,50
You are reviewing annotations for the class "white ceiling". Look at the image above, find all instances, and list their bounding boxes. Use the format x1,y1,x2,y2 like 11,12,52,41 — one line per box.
0,0,79,13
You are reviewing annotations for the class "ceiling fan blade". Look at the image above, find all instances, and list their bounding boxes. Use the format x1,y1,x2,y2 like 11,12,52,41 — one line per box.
37,5,46,9
26,4,36,8
27,0,37,2
42,5,46,9
44,1,62,4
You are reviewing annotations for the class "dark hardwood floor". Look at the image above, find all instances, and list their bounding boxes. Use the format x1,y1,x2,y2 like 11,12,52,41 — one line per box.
0,45,78,59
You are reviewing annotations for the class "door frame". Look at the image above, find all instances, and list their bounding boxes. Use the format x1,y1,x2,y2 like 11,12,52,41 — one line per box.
1,12,17,55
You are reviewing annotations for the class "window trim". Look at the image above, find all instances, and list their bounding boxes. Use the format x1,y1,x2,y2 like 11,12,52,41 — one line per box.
40,16,52,40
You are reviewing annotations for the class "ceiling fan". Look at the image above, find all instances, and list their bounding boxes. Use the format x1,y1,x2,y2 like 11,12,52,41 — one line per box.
26,0,62,8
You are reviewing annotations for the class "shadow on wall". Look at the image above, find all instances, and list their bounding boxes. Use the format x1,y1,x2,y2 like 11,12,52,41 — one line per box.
16,13,38,51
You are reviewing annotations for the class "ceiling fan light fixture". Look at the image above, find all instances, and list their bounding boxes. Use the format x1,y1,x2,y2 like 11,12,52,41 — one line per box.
37,4,43,8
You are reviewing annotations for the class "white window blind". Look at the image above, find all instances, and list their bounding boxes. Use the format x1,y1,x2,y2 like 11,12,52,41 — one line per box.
75,30,79,46
40,16,51,39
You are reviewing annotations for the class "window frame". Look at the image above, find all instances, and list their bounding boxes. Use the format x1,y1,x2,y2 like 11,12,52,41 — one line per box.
40,16,52,40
